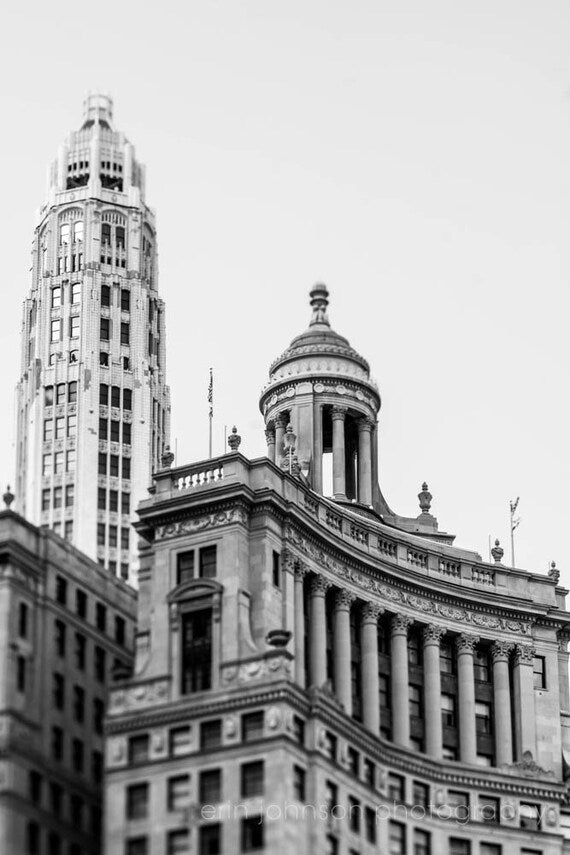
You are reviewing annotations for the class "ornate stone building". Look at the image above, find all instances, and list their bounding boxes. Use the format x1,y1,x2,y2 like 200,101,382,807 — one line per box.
105,286,570,855
15,95,170,583
0,489,136,854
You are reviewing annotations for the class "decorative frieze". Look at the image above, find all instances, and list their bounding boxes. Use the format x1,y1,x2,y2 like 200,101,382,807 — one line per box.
155,507,248,540
109,678,170,715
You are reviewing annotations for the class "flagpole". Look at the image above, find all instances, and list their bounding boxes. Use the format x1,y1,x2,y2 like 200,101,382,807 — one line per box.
208,368,213,459
509,496,520,569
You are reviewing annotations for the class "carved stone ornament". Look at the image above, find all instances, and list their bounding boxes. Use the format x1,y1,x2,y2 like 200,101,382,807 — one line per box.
391,613,413,635
266,707,282,730
456,633,479,653
224,716,237,738
285,525,533,635
501,750,555,780
220,652,292,687
334,589,356,611
549,561,560,584
331,406,348,420
310,575,332,597
514,644,536,663
361,602,384,623
156,507,248,540
423,624,446,645
109,679,170,715
294,561,309,581
491,641,513,661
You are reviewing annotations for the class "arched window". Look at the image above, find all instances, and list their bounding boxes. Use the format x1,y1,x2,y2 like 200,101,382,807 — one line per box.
60,224,70,245
73,221,83,243
168,579,222,698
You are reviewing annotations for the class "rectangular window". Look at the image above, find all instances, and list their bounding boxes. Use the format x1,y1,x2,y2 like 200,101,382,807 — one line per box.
387,773,405,803
242,711,264,742
200,719,222,751
388,821,406,855
18,602,28,638
126,783,149,820
66,449,76,471
123,388,132,410
475,701,493,735
110,455,119,477
68,380,77,403
123,422,132,445
94,645,106,681
42,488,50,510
52,287,62,308
121,527,130,550
126,839,148,855
241,761,264,798
409,684,422,718
200,545,217,578
348,796,361,833
51,726,63,761
101,284,111,307
71,282,81,303
533,656,546,689
413,829,431,855
94,697,104,734
447,791,469,812
75,632,86,670
100,318,110,341
122,457,131,479
121,289,130,312
51,319,61,342
272,551,280,587
120,322,130,345
115,615,126,645
73,685,85,722
198,826,221,855
56,383,66,405
54,619,66,656
98,487,106,510
413,781,430,808
70,315,80,338
111,385,121,407
52,451,63,474
293,765,306,802
29,771,42,804
45,385,54,405
167,831,190,855
449,840,471,855
97,522,106,545
365,806,377,844
110,420,120,442
441,693,456,727
65,484,74,507
474,649,491,682
109,524,118,547
167,774,191,811
364,758,375,788
241,817,264,852
55,417,65,440
99,417,108,440
76,588,87,618
55,575,67,605
122,491,131,514
100,383,109,404
128,734,150,765
44,419,53,441
101,223,111,245
170,726,191,756
67,415,76,436
181,609,212,693
177,551,194,585
479,796,500,824
53,672,65,708
96,603,107,632
98,453,107,475
17,655,26,692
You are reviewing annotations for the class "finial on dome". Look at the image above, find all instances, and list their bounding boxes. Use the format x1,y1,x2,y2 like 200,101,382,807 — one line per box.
3,485,14,509
491,539,504,564
418,482,432,514
309,283,330,327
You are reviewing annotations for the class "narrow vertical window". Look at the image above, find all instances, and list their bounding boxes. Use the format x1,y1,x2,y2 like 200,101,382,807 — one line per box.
181,609,212,694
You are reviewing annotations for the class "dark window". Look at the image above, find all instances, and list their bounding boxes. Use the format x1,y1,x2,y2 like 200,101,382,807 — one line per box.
440,640,455,674
475,701,493,735
68,381,77,402
167,775,190,811
322,730,337,761
110,455,119,477
520,803,541,830
100,318,110,341
100,383,109,405
65,485,74,507
181,609,212,693
72,738,84,772
199,769,222,804
241,761,264,798
101,285,111,307
123,388,132,410
73,685,85,722
48,832,62,855
76,589,87,618
413,829,431,855
479,796,500,823
388,822,406,855
97,523,106,546
121,527,130,549
242,711,264,742
122,491,131,513
111,385,121,407
347,746,359,776
441,694,456,727
70,795,84,829
409,684,422,717
27,822,40,855
54,619,66,656
100,351,109,369
18,602,28,638
126,839,148,855
98,453,107,475
96,603,107,632
99,417,108,440
348,796,361,833
292,715,305,745
121,289,130,312
128,734,150,765
365,806,377,843
412,781,430,808
293,765,306,801
101,223,111,245
53,672,64,708
241,817,264,852
110,489,118,511
364,758,375,788
177,551,194,585
126,783,149,820
387,774,405,803
533,656,546,689
109,525,118,547
199,545,217,578
167,831,189,855
92,751,103,784
51,725,64,760
200,719,222,751
272,551,280,587
449,840,471,855
122,457,131,479
123,422,131,445
17,656,26,692
120,322,130,345
29,771,42,804
115,615,126,645
45,385,54,406
474,649,491,682
94,645,106,681
198,825,221,855
94,698,104,735
110,419,120,442
56,383,66,405
55,575,67,605
408,634,422,666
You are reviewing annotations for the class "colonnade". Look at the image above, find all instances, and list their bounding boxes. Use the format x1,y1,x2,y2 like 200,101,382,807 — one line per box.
289,566,536,767
265,407,375,505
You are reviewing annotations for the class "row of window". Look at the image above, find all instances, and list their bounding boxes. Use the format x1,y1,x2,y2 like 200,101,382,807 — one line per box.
101,283,131,311
125,821,262,855
44,416,76,440
29,771,100,834
59,222,84,245
100,384,132,409
43,450,76,475
54,575,128,644
51,282,81,307
100,317,130,343
98,488,130,513
42,485,74,510
98,453,131,479
45,382,77,406
97,523,130,550
57,254,83,275
50,726,102,781
100,351,131,370
52,672,104,731
27,823,96,855
100,417,132,445
176,546,217,584
51,315,81,342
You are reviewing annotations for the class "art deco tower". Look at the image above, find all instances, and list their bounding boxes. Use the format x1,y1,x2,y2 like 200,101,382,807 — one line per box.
15,95,170,583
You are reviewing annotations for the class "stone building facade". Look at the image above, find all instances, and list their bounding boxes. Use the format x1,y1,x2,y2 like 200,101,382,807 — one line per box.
105,286,570,855
0,494,136,854
15,95,170,583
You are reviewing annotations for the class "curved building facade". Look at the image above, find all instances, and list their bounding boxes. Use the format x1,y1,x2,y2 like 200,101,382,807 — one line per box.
105,286,570,855
15,95,170,583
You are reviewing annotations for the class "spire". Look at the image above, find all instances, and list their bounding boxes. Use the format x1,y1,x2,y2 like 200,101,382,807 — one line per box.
309,283,330,327
81,94,114,130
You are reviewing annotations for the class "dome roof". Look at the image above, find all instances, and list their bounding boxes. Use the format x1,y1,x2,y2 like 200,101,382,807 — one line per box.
269,284,370,375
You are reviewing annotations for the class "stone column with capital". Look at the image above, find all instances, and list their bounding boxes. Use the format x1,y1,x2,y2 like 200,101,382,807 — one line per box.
423,624,445,758
391,614,412,747
274,414,287,466
513,643,537,760
332,407,347,499
308,576,331,688
361,602,383,734
312,400,323,493
456,633,479,764
357,418,373,505
333,590,356,715
293,562,308,687
491,641,514,766
265,427,276,464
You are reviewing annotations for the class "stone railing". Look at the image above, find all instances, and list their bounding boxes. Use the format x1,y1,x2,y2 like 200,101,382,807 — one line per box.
174,462,224,491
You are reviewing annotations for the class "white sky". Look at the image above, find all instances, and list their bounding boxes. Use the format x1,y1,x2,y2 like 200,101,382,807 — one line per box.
1,1,569,583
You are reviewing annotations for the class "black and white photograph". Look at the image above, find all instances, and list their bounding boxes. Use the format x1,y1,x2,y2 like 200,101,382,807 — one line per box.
0,2,569,854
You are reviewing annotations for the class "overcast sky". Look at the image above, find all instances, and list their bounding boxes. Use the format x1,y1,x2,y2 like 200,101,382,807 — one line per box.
1,1,569,583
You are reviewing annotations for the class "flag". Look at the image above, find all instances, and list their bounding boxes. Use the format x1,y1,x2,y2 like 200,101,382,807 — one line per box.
207,368,213,417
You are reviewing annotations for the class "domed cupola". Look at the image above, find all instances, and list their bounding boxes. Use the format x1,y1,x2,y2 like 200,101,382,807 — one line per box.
260,284,380,507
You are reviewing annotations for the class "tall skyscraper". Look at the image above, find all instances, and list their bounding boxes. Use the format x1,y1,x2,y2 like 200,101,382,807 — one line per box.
105,285,570,854
15,95,170,582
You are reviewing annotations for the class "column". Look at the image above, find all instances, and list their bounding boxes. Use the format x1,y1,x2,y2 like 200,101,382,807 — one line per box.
361,603,383,735
491,641,514,766
333,590,355,715
513,643,537,760
308,576,330,688
312,400,323,493
357,418,373,505
332,406,347,499
423,624,445,759
558,635,570,712
265,427,276,464
293,562,308,687
391,614,412,747
275,414,287,466
456,634,479,765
